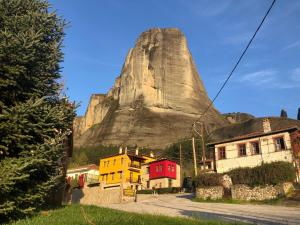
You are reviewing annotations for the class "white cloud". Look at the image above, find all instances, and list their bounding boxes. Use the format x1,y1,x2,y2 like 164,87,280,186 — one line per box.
238,69,277,85
180,0,232,17
282,41,300,51
237,69,300,89
291,67,300,82
222,32,255,46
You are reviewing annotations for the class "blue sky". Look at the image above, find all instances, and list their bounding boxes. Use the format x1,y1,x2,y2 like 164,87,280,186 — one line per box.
50,0,300,119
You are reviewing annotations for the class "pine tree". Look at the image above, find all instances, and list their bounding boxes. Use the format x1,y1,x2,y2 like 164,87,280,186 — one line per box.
0,0,75,222
280,109,288,118
297,108,300,120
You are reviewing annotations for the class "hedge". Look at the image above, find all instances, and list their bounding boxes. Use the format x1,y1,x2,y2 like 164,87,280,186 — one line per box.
227,161,296,187
193,173,222,187
137,187,181,194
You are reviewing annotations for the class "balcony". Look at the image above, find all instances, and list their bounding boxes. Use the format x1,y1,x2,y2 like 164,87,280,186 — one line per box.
128,162,141,169
126,178,141,183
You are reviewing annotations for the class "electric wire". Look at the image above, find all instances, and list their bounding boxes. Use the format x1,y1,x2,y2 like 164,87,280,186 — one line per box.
194,0,277,125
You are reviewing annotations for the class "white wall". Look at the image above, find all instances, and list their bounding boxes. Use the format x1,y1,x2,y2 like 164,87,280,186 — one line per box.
215,132,293,173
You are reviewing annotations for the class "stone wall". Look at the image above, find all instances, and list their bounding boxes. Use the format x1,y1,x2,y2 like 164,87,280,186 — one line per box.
231,182,294,201
71,186,122,205
196,186,224,200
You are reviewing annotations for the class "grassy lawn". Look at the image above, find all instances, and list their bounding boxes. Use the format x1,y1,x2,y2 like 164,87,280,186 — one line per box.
10,204,243,225
193,197,300,207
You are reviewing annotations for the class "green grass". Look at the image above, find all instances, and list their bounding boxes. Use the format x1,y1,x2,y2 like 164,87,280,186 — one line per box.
193,196,297,206
10,204,243,225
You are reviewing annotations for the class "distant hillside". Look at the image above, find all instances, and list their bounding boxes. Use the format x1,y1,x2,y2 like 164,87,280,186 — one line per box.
222,112,255,124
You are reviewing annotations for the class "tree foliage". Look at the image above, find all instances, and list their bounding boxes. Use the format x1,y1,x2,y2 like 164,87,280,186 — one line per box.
193,173,222,187
0,0,75,222
280,109,288,118
227,161,296,187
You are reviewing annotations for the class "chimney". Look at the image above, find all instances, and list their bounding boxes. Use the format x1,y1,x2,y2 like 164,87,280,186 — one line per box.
262,118,271,133
150,151,154,158
124,146,128,154
135,147,139,155
119,146,123,154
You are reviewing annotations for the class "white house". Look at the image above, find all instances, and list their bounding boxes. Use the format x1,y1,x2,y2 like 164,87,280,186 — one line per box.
207,117,300,181
67,164,99,185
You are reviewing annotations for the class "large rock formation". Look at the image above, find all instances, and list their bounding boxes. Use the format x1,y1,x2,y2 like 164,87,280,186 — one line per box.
74,28,227,149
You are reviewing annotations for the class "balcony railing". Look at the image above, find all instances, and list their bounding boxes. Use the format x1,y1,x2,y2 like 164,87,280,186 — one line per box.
126,178,141,183
128,162,141,169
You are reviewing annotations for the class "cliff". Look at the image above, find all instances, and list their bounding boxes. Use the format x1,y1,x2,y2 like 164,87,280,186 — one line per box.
74,28,227,149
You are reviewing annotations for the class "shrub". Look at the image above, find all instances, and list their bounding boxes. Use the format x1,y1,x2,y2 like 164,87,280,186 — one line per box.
136,189,153,194
137,187,181,194
228,161,296,187
157,187,181,194
194,173,222,187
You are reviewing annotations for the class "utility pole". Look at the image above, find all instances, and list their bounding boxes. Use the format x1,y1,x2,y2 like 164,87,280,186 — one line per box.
200,122,206,171
192,123,198,176
120,148,125,203
179,144,183,186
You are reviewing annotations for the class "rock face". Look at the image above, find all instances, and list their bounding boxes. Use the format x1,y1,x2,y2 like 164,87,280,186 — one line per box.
74,28,227,149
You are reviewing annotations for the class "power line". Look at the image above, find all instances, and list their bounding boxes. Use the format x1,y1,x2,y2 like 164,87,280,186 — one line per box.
195,0,276,123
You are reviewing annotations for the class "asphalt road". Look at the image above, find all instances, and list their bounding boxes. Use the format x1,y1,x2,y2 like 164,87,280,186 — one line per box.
101,194,300,225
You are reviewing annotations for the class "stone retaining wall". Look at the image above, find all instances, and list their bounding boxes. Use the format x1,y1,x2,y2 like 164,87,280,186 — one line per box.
196,186,224,200
231,182,294,201
71,186,122,205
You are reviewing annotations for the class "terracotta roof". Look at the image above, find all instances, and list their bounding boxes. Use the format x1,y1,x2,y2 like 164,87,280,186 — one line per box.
67,164,98,172
149,158,179,165
208,117,300,145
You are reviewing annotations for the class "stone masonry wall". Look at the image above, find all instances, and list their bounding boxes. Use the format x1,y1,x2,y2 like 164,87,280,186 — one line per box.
231,182,294,201
71,186,122,205
196,186,224,200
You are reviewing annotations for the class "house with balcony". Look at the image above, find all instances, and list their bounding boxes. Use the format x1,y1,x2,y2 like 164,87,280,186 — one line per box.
99,148,156,189
207,117,300,181
67,164,99,187
141,159,181,189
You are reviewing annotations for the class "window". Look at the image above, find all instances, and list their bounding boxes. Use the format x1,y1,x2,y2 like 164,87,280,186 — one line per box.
168,165,171,172
274,137,286,151
218,147,226,159
111,173,114,180
119,171,122,179
103,161,106,167
113,159,116,165
102,175,105,181
159,164,163,172
238,144,247,157
121,158,124,165
156,165,159,172
171,165,174,172
107,160,110,167
251,141,260,155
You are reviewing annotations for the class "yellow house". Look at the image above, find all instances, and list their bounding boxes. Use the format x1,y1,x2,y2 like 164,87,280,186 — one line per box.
99,149,155,189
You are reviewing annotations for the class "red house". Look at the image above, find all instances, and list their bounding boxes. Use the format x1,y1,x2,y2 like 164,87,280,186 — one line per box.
147,159,180,189
149,159,177,179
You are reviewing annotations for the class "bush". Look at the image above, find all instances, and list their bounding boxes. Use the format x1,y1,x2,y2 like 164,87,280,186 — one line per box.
228,161,296,187
136,189,153,194
137,187,181,194
157,187,181,194
194,173,222,187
